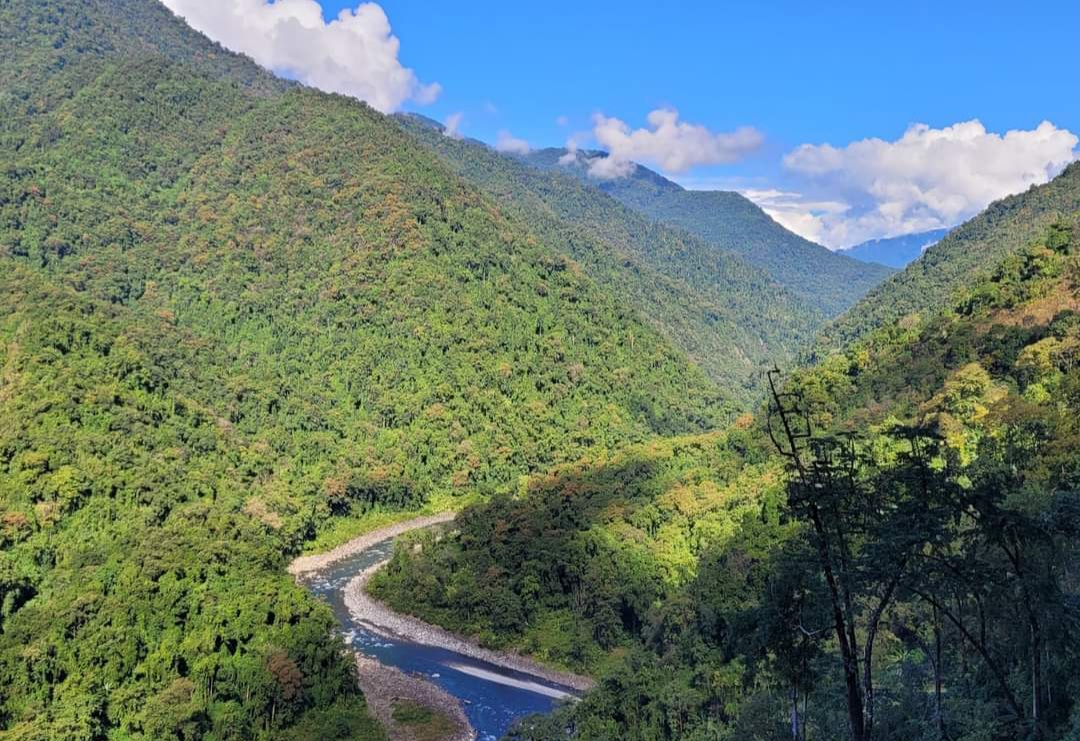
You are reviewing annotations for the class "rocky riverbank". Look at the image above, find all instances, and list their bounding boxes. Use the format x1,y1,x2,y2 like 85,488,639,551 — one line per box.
289,513,593,741
345,560,595,694
354,655,475,741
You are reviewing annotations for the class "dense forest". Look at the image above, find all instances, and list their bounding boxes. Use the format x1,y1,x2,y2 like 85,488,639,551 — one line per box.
3,2,1078,741
375,219,1080,740
523,149,894,317
0,0,733,737
395,115,824,404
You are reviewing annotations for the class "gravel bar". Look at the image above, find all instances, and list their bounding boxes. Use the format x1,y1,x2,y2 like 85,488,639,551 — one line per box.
345,559,595,693
354,654,475,741
288,512,594,741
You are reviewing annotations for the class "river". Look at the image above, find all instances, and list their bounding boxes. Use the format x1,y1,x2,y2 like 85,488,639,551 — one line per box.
297,529,581,741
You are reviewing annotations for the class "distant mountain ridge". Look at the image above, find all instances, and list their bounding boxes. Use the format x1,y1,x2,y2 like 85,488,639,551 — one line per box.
524,148,895,317
822,162,1080,350
839,228,951,268
395,114,822,403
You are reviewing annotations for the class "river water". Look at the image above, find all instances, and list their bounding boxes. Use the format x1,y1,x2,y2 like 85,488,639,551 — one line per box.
298,535,577,741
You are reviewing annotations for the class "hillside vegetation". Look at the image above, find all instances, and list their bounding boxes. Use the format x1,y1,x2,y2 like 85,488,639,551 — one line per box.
0,0,733,737
376,219,1080,740
396,115,820,404
824,164,1080,347
525,149,895,316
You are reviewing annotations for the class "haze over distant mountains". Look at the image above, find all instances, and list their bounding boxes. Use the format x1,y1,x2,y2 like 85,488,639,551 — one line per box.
521,147,896,317
838,228,951,268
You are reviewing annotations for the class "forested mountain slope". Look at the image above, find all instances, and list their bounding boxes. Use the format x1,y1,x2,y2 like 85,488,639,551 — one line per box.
823,163,1080,348
525,148,895,316
375,223,1080,740
395,114,820,404
0,0,732,737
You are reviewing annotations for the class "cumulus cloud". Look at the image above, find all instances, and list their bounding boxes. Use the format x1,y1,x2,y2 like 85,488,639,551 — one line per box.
443,112,464,139
741,189,852,246
587,108,763,179
779,120,1078,247
555,114,570,127
161,0,439,112
495,130,531,154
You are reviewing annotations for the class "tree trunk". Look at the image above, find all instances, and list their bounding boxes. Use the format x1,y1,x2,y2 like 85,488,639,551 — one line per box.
810,504,866,741
933,605,948,741
791,685,800,741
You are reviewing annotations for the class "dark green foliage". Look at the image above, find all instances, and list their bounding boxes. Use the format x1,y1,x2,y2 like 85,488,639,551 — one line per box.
388,225,1080,740
370,432,784,674
0,267,383,739
0,0,737,737
5,1,1080,740
395,115,822,405
523,148,895,317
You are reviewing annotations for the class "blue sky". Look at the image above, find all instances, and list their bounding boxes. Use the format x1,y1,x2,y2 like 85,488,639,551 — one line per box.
352,1,1077,157
164,0,1080,247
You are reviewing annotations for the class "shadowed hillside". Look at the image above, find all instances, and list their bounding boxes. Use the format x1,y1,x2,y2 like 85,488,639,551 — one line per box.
380,222,1080,740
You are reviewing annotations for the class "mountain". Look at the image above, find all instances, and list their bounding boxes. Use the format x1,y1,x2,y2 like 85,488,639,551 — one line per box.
0,0,734,737
823,163,1080,349
838,228,951,268
524,149,895,316
394,114,822,404
375,221,1080,740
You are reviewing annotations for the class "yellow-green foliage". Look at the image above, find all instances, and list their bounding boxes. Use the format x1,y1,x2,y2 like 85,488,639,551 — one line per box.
0,0,734,737
370,431,782,674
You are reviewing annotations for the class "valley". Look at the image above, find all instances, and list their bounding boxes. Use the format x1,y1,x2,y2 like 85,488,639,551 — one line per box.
1,2,1078,741
293,515,584,741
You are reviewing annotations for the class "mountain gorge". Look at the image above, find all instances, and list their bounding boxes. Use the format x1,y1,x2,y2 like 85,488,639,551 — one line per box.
378,214,1080,741
395,114,829,403
0,0,730,737
524,148,896,316
1,1,1078,741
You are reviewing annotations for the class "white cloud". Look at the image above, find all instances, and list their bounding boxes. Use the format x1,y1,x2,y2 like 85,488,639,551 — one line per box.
780,120,1078,247
587,108,763,179
741,189,852,246
558,133,588,166
555,115,570,127
495,130,531,154
443,112,464,139
160,0,439,112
